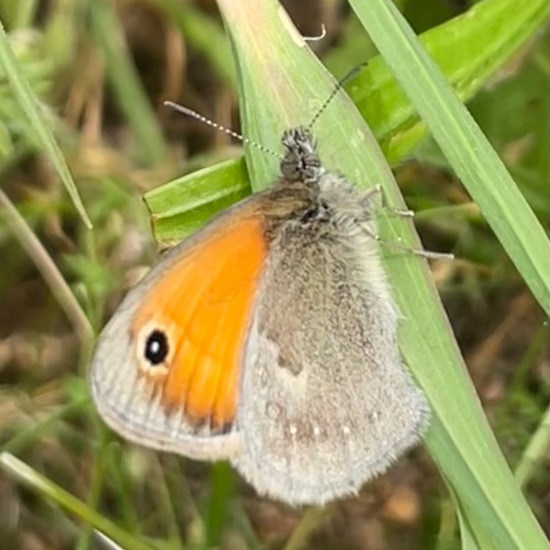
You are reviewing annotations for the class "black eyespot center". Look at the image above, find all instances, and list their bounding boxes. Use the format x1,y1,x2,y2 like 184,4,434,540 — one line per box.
144,329,169,366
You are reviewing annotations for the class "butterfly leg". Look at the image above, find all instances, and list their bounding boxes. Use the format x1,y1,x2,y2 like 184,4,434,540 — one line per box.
360,184,415,218
360,185,454,261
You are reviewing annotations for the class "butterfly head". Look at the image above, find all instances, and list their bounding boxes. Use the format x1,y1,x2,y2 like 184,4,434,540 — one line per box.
280,127,324,185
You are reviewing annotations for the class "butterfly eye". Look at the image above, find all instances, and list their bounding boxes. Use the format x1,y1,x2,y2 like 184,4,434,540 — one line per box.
134,321,173,378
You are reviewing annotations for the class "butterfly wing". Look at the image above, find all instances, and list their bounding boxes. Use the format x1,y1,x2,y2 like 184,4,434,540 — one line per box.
232,215,429,504
90,197,269,460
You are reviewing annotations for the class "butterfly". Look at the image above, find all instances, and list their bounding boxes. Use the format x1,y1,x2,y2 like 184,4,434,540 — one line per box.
90,125,429,505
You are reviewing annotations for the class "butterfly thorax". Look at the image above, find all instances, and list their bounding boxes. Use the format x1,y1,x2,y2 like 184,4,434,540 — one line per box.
274,127,377,239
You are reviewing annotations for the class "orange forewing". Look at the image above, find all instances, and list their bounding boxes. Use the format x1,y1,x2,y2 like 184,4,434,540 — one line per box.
131,216,267,427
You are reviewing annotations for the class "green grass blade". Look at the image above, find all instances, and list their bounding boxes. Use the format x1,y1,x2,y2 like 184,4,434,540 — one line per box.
0,453,157,550
515,405,550,488
350,0,549,316
454,499,495,550
89,0,167,166
146,157,248,246
0,18,92,229
349,0,549,160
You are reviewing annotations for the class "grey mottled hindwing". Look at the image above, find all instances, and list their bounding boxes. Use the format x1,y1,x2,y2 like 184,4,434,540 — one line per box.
232,212,429,505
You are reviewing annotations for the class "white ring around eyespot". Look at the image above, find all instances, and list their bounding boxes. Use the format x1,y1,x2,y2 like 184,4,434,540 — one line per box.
134,319,173,379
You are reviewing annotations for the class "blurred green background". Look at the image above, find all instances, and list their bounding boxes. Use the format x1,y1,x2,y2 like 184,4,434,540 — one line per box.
0,0,548,549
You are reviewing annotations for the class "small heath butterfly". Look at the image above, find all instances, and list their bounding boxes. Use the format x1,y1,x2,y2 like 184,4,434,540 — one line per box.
90,122,431,506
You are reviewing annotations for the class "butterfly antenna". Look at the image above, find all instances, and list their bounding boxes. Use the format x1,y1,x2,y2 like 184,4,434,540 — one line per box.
307,62,367,131
163,101,281,159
